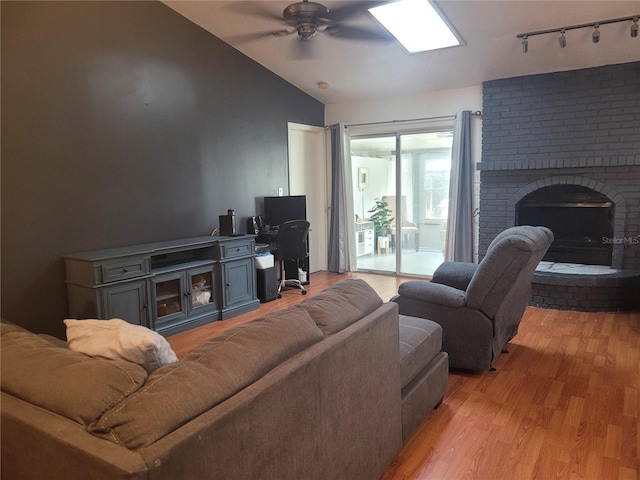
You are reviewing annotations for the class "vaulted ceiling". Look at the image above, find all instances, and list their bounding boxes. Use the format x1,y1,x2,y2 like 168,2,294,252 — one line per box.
164,1,640,104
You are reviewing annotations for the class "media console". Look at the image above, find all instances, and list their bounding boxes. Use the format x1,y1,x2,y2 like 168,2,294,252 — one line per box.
64,236,259,336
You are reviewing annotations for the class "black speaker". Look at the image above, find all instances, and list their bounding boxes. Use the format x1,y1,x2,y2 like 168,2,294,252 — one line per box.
247,217,259,234
247,215,267,235
257,267,278,303
219,209,236,236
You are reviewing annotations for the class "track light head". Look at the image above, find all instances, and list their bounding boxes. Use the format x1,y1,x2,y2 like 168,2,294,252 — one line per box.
558,29,567,48
518,15,639,52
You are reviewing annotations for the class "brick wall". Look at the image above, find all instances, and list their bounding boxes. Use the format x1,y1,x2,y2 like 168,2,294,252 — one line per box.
479,62,640,270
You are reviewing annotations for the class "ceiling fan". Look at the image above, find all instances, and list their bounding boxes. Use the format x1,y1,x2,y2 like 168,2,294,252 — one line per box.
233,0,392,48
281,0,389,41
281,0,332,39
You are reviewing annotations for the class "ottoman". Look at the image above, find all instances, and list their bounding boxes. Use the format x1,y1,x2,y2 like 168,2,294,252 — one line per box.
398,314,449,444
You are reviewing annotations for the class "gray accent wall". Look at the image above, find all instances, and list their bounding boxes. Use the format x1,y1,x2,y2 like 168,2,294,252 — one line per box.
1,1,324,337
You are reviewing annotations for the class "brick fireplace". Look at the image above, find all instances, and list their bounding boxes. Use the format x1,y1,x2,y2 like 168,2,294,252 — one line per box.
479,62,640,311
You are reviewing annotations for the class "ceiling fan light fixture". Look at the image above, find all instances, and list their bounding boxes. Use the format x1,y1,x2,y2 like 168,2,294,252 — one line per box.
297,23,317,39
592,24,600,43
558,29,567,48
632,18,639,38
368,0,463,54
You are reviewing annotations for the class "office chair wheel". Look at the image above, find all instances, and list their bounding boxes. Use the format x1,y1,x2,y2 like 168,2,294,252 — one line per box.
302,290,307,295
277,293,282,299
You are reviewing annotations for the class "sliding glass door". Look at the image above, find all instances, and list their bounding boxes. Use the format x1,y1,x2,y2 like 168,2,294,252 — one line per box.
352,135,395,272
351,129,453,276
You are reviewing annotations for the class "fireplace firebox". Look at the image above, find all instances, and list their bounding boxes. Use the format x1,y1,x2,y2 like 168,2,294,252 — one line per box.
516,185,613,266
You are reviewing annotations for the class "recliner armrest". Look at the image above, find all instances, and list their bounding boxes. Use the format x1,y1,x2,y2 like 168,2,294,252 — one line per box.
397,281,466,308
431,262,478,291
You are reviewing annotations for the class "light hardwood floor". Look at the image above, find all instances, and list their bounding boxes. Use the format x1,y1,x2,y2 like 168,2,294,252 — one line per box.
167,271,639,480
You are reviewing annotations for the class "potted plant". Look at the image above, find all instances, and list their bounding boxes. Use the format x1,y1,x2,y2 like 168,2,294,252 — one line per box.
368,197,394,237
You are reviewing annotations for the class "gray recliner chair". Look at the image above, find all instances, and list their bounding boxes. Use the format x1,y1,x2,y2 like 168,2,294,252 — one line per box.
391,225,554,371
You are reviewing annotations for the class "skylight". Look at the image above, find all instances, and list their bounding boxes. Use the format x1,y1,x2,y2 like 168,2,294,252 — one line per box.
368,0,463,54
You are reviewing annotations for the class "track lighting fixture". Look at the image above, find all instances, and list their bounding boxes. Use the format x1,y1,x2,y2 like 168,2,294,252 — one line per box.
558,29,567,48
516,14,639,52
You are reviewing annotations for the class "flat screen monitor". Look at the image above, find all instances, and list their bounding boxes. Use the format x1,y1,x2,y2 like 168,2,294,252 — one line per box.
264,195,306,228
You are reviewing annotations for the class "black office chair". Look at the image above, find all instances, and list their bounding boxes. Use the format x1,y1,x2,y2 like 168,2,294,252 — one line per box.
274,220,310,297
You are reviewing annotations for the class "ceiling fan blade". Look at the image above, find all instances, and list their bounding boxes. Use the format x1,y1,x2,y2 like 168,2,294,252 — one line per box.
324,24,392,42
326,1,382,22
228,29,296,44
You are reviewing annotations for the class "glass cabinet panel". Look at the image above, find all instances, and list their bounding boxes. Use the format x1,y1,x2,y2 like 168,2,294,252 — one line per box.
190,270,213,310
155,277,183,318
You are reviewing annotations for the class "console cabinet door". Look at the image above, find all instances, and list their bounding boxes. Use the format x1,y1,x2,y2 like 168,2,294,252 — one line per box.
152,272,188,331
101,280,149,327
186,266,217,315
222,258,254,306
152,265,218,334
220,258,256,318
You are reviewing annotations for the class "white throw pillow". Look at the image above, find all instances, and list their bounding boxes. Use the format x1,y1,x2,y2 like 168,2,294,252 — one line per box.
64,318,178,373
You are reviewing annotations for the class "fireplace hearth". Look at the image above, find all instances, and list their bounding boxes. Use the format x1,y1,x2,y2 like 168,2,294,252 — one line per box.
531,262,640,312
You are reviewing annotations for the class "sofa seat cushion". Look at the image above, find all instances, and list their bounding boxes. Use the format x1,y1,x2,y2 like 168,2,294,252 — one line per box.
89,306,324,449
398,315,443,389
1,331,148,425
299,278,383,335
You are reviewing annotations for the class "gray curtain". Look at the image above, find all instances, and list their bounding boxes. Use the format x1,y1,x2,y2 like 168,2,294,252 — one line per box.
328,124,350,272
445,111,474,262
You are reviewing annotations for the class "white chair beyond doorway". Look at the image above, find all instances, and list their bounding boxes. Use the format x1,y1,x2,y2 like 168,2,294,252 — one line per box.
383,195,419,251
378,236,390,255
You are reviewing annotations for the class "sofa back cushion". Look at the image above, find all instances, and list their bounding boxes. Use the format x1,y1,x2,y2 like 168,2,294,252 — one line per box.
89,306,324,449
1,318,29,336
299,278,383,335
1,331,148,425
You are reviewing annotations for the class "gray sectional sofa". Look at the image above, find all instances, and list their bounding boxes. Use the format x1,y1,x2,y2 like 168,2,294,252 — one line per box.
1,279,448,479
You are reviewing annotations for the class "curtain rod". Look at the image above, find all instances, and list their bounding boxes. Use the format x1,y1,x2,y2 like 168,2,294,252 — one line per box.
344,111,481,129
